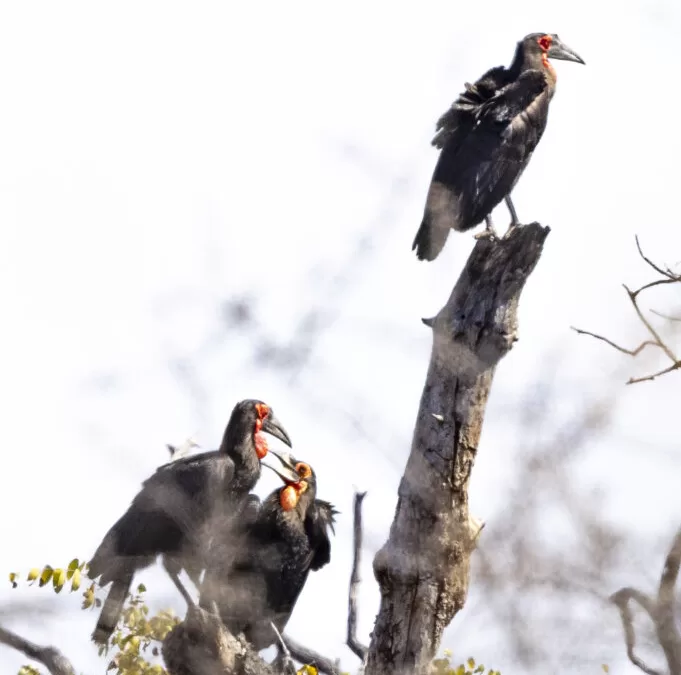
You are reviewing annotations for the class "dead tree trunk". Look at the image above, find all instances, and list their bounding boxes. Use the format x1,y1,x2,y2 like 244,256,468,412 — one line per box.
365,223,550,675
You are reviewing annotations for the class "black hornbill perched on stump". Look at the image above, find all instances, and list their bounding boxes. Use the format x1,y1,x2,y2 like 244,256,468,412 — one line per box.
200,453,337,652
412,33,585,261
87,399,292,646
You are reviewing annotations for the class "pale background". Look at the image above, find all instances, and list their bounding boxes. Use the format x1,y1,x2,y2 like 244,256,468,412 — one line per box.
1,1,680,673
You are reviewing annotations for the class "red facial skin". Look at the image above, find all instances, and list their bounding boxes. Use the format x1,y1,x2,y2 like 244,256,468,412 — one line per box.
537,34,554,72
538,35,552,51
253,403,270,460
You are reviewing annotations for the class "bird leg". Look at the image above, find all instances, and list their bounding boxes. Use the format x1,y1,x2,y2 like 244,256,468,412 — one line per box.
270,623,297,675
166,568,197,610
503,195,521,238
474,215,499,241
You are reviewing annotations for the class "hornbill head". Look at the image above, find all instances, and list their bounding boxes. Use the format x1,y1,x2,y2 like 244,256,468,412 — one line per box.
261,452,318,513
522,33,585,67
221,399,292,461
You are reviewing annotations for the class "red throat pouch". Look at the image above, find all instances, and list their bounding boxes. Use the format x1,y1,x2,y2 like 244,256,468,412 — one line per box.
280,485,298,510
254,433,268,459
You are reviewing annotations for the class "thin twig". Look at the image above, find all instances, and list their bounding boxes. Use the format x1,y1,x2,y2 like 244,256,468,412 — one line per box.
0,625,76,675
624,284,678,363
635,236,681,281
348,491,369,661
572,236,681,385
281,633,341,675
627,361,681,385
570,327,658,357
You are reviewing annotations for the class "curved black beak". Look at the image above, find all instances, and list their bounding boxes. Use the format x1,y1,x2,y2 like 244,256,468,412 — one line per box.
261,412,292,448
261,450,300,483
548,37,585,65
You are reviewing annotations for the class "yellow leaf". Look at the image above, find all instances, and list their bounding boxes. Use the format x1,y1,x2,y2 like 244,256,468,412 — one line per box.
66,558,79,579
39,566,53,587
602,666,609,673
71,568,81,592
9,572,18,588
53,568,67,592
297,666,318,675
27,568,40,583
467,658,476,669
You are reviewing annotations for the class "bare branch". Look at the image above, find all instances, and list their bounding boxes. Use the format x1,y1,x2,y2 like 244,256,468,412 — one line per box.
0,625,75,675
627,361,681,385
570,327,659,357
635,235,681,281
281,634,341,675
655,527,681,674
610,588,662,675
612,526,681,675
348,491,369,661
623,284,678,363
572,236,681,384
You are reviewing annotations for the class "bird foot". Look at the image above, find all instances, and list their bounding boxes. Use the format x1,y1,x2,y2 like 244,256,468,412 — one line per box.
473,228,498,242
502,222,521,240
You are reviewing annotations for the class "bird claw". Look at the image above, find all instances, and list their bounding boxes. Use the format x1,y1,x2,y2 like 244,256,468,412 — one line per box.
473,228,498,241
502,222,521,240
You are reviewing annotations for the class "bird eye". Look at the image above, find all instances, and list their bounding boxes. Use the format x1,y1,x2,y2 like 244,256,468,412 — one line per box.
295,462,312,479
538,35,552,51
255,403,270,420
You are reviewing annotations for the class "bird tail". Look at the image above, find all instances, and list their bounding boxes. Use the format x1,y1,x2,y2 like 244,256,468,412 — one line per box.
91,574,133,646
412,181,461,261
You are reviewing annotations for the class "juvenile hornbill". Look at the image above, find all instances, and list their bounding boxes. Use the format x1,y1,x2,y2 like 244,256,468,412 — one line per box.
200,453,337,652
87,399,292,645
412,33,585,261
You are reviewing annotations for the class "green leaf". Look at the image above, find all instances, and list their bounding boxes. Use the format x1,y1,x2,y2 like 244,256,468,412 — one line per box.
137,583,147,593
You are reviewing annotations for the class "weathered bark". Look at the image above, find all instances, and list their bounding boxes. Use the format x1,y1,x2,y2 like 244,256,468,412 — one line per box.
365,223,551,675
162,606,278,675
0,625,76,675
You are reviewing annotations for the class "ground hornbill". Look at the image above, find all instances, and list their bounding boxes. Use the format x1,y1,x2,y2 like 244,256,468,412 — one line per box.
412,33,585,261
200,453,337,652
87,399,292,645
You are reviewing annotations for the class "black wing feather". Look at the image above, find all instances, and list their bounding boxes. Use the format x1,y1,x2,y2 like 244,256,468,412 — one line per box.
89,452,235,583
433,70,548,226
414,67,550,261
304,499,337,571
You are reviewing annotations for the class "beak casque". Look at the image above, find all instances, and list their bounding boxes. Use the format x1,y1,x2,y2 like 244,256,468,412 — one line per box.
548,38,585,65
261,450,300,484
261,411,293,448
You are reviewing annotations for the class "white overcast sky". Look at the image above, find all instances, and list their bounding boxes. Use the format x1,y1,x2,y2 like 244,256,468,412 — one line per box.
1,1,680,673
